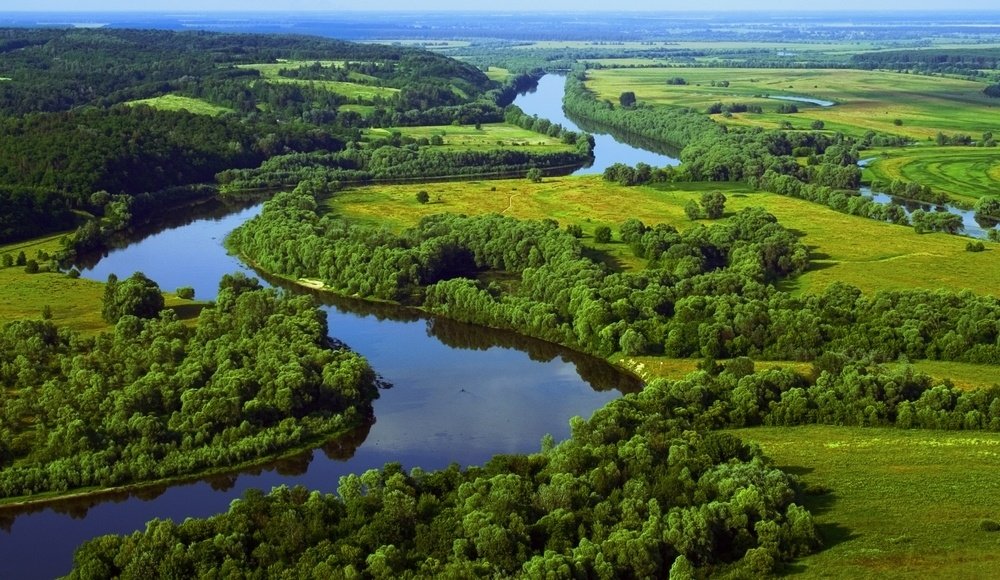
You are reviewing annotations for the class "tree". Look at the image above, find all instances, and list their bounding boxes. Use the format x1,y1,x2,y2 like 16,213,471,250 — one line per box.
24,260,39,274
619,91,636,108
593,226,612,243
102,272,165,323
810,120,825,130
526,168,543,183
700,191,727,219
176,287,195,300
684,200,701,221
1,254,12,268
565,224,583,238
15,251,26,266
416,191,430,204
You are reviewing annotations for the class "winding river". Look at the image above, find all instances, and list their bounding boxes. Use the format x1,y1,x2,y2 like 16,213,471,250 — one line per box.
0,75,655,579
1,75,992,578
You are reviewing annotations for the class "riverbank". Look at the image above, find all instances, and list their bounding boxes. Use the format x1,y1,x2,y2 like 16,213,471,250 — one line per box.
0,418,370,512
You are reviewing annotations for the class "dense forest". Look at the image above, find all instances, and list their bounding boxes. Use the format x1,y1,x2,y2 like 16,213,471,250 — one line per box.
229,188,1000,365
0,28,514,243
0,274,378,499
68,354,1000,577
70,359,826,578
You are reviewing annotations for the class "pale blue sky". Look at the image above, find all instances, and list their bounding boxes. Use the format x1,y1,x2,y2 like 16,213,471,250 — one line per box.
5,1,999,11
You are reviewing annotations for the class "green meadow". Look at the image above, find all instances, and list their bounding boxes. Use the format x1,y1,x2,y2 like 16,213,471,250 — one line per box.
327,175,1000,297
365,123,572,152
584,67,1000,140
126,94,233,116
0,235,202,334
865,146,1000,204
237,61,397,100
620,356,998,391
732,425,1000,579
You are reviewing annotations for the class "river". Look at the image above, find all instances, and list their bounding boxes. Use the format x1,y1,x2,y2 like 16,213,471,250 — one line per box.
0,75,658,580
858,159,999,239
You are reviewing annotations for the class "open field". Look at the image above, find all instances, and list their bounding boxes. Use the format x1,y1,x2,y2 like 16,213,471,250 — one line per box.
732,425,1000,579
0,235,202,334
237,61,396,100
864,146,1000,204
619,355,999,391
584,67,1000,140
126,94,233,116
328,175,1000,296
365,123,572,152
485,66,512,82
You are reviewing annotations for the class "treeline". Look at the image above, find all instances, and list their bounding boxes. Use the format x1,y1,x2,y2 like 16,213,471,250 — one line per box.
0,276,378,499
850,48,1000,76
869,178,950,205
70,363,822,578
71,352,1000,578
0,28,503,242
231,190,1000,365
563,71,722,150
0,28,492,116
217,127,593,193
0,186,76,244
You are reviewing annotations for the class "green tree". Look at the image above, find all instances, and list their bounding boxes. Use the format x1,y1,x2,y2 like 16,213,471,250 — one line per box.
24,259,39,274
416,191,430,204
684,200,701,221
619,91,636,108
810,120,825,130
593,226,612,243
526,168,543,183
700,191,727,219
101,272,165,323
176,286,195,300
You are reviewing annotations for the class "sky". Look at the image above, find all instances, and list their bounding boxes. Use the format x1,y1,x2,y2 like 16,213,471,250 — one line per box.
5,1,999,12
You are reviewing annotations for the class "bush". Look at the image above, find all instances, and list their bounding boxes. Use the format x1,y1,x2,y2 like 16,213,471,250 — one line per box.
593,225,612,243
980,519,1000,532
966,241,985,252
565,224,583,238
24,260,39,274
416,191,430,204
176,286,196,300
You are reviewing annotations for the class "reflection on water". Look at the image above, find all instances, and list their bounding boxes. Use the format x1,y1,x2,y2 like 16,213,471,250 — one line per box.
0,73,644,580
515,74,680,175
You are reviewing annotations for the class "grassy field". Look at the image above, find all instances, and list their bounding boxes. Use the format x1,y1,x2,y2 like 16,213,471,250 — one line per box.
584,67,1000,140
237,61,397,100
732,425,1000,579
485,66,512,82
328,175,1000,296
864,146,1000,204
618,355,998,391
126,94,233,116
365,123,572,152
0,235,202,334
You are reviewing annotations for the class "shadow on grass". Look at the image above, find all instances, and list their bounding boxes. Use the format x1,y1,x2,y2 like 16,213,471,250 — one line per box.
167,303,207,321
582,246,629,273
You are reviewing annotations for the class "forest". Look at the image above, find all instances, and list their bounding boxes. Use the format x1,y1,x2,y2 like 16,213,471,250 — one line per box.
0,273,377,499
0,16,998,580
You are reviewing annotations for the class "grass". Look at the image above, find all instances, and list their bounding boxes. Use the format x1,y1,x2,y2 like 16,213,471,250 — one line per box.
237,61,397,100
584,67,1000,140
618,355,999,391
339,104,376,117
126,94,233,116
0,234,203,334
365,123,572,153
328,175,1000,296
485,66,512,82
864,146,1000,205
731,425,1000,579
